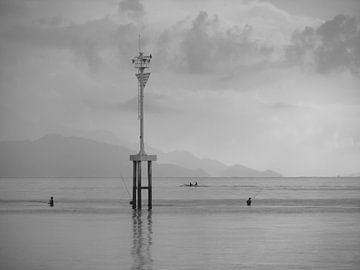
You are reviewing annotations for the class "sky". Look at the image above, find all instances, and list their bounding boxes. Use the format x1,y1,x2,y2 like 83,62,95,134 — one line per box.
0,0,359,176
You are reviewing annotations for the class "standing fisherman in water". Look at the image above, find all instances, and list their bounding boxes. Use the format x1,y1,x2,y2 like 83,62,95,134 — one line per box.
48,196,54,207
246,197,252,206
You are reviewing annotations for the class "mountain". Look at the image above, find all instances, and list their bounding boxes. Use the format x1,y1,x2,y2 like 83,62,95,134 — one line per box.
0,134,207,177
159,150,282,177
220,164,282,177
0,134,281,177
155,164,208,177
158,150,227,176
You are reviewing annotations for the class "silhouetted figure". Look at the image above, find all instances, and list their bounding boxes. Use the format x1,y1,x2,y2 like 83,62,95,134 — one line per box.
246,197,252,206
189,182,192,186
194,181,198,186
48,196,54,207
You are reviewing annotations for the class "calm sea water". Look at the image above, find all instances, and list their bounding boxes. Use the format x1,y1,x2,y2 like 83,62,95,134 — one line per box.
0,177,359,270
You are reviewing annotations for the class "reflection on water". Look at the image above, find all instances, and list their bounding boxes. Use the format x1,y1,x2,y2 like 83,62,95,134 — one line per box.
131,210,153,270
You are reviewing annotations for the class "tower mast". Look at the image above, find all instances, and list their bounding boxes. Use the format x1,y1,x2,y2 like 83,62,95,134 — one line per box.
132,35,151,155
130,35,156,210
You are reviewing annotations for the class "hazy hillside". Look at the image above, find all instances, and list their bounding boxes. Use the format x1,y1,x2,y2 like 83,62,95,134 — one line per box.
158,150,227,176
159,150,282,177
155,163,209,177
0,134,281,177
0,134,207,177
220,164,282,177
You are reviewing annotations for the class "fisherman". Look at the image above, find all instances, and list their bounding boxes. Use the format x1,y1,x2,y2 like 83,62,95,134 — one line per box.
189,182,193,186
246,197,252,206
194,181,198,186
48,196,54,207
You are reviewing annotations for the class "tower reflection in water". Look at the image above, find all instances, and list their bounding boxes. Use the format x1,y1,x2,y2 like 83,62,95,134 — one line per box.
131,210,153,270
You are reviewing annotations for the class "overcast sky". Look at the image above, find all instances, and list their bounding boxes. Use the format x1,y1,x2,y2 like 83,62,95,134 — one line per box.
0,0,359,176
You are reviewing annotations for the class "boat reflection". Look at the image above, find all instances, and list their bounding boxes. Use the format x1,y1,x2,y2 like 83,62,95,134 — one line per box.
131,210,153,270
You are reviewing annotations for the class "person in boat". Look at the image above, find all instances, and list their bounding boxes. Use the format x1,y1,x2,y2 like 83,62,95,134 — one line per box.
189,182,193,186
246,197,252,206
48,196,54,207
194,181,198,186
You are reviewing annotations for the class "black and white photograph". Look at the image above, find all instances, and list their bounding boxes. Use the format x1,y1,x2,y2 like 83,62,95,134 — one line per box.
0,0,359,269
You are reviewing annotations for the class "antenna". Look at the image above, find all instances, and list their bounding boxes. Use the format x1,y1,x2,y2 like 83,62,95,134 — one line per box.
138,33,141,53
131,36,152,155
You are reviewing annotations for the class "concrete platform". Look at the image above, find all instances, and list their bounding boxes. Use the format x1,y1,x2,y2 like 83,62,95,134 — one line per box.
130,154,157,161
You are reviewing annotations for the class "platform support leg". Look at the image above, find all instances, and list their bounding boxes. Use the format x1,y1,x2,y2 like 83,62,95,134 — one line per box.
137,161,142,209
132,161,137,209
148,161,152,210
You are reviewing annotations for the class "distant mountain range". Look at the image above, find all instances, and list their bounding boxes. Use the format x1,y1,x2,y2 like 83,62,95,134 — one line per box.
158,150,281,177
0,134,282,177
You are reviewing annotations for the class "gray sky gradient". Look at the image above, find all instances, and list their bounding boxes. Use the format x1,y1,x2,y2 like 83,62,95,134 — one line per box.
0,0,359,176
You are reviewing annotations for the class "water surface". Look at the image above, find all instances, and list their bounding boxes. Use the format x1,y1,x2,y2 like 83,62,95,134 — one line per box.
1,177,359,269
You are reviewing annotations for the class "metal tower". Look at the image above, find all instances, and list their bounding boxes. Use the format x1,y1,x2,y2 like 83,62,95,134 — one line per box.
129,38,157,210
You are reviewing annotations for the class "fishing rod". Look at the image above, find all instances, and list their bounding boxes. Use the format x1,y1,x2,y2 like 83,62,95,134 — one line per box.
120,173,131,200
252,187,262,200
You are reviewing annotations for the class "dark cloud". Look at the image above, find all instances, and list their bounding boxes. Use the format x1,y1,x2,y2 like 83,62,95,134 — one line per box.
156,12,360,76
0,0,25,17
118,0,145,21
155,11,275,74
287,14,360,74
2,17,138,71
36,16,63,27
269,102,296,110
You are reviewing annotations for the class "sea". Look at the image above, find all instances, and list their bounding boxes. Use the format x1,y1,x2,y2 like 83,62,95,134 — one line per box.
0,177,359,270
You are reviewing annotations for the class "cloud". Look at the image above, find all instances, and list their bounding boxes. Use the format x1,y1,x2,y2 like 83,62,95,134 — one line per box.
2,17,138,71
106,93,176,114
268,101,299,110
155,11,276,74
0,0,25,17
155,10,359,76
36,15,63,27
286,14,360,74
118,0,145,22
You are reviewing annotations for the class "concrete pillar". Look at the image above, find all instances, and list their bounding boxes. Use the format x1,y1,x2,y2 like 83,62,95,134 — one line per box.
148,161,152,210
132,161,137,209
137,161,142,209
